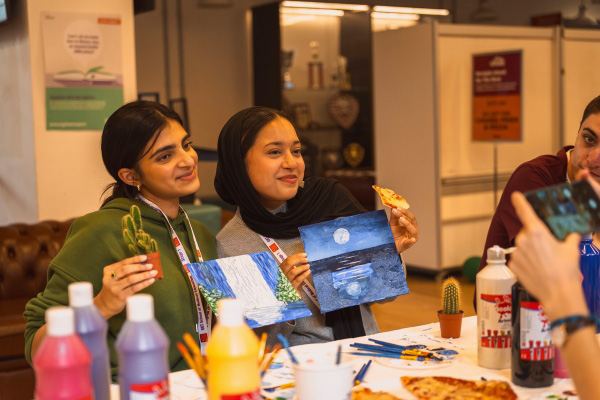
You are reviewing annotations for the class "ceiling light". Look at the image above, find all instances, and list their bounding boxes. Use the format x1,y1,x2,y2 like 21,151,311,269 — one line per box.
281,7,344,16
372,6,449,16
282,1,369,12
372,19,418,32
371,12,419,21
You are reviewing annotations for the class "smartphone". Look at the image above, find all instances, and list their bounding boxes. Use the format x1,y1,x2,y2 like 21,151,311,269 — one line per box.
523,180,600,240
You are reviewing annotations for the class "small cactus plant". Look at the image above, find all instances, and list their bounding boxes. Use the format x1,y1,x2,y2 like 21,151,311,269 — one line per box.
441,277,461,315
122,205,158,255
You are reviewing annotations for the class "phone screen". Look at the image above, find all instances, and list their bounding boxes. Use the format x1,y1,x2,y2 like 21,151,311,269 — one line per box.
524,180,600,240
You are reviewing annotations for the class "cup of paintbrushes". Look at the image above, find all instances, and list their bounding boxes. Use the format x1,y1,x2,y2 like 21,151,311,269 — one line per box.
177,333,208,386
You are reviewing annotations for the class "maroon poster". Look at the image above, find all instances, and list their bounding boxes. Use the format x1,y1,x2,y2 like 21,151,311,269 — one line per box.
472,51,522,141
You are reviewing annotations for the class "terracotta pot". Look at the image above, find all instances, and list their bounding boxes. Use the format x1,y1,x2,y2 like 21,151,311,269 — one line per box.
437,310,464,338
145,251,163,280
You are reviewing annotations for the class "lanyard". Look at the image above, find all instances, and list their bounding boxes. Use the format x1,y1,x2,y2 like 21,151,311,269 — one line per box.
258,234,320,309
137,195,212,352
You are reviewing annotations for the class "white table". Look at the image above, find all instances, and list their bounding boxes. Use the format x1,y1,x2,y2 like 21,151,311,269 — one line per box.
111,316,579,399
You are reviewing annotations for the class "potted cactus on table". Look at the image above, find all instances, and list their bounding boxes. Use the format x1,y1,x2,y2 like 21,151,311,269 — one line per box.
122,205,163,279
437,277,464,338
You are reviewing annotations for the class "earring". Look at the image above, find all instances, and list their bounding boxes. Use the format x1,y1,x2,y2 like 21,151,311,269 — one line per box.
136,184,141,192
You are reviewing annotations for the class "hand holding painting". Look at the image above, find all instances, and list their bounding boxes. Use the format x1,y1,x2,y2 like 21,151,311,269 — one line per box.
278,252,311,292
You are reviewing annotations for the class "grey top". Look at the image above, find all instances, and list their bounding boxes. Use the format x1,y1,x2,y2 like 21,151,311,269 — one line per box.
216,206,382,347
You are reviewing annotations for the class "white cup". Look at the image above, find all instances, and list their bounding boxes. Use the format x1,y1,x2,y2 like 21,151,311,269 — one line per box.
292,361,353,400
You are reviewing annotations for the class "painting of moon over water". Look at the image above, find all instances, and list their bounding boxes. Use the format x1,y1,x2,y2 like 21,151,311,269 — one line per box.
187,252,312,328
299,210,409,313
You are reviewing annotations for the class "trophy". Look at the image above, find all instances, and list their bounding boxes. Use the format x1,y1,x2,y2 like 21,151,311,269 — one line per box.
308,41,324,89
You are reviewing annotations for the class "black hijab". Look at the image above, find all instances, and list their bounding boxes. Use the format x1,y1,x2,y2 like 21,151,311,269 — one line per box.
214,106,366,339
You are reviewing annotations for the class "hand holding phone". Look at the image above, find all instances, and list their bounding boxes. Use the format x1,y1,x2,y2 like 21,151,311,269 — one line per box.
523,180,600,240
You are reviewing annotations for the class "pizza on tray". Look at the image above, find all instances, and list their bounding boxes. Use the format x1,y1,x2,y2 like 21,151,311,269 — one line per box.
400,376,517,400
373,185,410,210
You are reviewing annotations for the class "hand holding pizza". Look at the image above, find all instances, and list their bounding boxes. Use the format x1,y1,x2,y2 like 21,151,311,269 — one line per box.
390,208,419,254
373,185,419,253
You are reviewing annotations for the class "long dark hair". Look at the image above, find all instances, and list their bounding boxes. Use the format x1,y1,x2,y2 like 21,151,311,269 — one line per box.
100,101,183,206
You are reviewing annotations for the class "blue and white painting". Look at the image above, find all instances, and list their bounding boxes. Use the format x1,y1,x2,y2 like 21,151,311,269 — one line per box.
299,210,409,313
187,252,312,328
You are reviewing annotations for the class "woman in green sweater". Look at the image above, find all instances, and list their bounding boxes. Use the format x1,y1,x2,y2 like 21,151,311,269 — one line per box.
24,101,217,377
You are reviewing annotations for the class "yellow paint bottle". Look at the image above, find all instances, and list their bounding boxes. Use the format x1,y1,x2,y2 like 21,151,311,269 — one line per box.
206,299,260,400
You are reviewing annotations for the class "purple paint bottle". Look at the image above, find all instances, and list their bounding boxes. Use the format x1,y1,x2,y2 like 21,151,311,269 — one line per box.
68,282,111,400
116,294,170,400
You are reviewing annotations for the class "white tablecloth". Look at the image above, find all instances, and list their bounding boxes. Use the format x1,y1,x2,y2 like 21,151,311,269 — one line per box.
111,316,579,399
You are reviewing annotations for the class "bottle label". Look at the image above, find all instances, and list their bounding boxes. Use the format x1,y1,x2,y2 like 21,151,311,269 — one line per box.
220,389,261,400
519,301,553,361
129,379,169,399
479,293,512,348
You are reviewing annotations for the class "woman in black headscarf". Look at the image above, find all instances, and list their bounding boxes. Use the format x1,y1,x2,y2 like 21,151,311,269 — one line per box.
214,106,419,345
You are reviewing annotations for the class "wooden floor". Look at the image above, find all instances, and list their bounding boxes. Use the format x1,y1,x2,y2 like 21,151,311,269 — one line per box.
372,271,476,332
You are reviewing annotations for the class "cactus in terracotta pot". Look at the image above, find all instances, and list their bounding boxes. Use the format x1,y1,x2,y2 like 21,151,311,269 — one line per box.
121,205,162,279
438,277,464,338
441,277,461,315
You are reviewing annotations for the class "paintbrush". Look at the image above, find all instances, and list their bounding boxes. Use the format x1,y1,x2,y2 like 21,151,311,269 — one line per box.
277,333,299,364
183,332,207,380
354,360,372,386
259,343,282,377
258,332,268,363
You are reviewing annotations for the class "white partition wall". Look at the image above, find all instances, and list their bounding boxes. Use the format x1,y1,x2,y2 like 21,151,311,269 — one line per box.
562,29,600,146
373,23,441,271
374,23,558,273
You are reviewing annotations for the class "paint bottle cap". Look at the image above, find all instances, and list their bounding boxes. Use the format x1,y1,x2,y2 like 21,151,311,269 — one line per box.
68,282,93,307
47,306,75,337
126,294,154,322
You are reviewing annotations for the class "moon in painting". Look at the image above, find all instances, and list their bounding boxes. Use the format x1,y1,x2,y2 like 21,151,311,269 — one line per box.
333,228,350,244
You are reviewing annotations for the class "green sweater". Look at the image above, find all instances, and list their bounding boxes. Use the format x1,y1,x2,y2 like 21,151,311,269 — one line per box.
24,198,217,378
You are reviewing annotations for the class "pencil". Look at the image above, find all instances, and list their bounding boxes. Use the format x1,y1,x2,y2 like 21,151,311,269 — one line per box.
336,344,342,365
258,332,268,363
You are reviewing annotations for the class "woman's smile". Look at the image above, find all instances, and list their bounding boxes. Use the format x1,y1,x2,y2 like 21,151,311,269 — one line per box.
278,174,298,184
177,169,197,181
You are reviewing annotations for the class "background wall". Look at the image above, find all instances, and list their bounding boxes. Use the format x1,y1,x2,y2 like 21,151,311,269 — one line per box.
0,0,137,224
0,1,37,224
2,0,600,224
133,0,600,202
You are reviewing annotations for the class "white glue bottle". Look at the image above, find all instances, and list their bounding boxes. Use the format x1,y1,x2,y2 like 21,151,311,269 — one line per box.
477,245,516,369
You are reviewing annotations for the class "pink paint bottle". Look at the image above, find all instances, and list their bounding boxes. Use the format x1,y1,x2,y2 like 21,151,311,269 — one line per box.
33,306,93,400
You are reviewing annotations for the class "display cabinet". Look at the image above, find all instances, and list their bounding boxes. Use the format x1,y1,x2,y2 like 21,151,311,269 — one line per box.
252,2,375,209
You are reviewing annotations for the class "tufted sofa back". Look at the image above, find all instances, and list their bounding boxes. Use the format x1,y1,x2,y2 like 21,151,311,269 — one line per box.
0,219,75,399
0,220,74,301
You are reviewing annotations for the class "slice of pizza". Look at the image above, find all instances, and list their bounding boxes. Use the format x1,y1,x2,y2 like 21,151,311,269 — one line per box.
400,376,517,400
353,387,404,400
373,185,410,210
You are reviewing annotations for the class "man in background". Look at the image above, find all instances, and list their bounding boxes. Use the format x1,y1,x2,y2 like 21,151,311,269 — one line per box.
476,95,600,296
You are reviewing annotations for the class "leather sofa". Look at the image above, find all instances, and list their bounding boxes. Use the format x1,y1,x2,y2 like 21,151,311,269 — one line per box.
0,219,74,400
